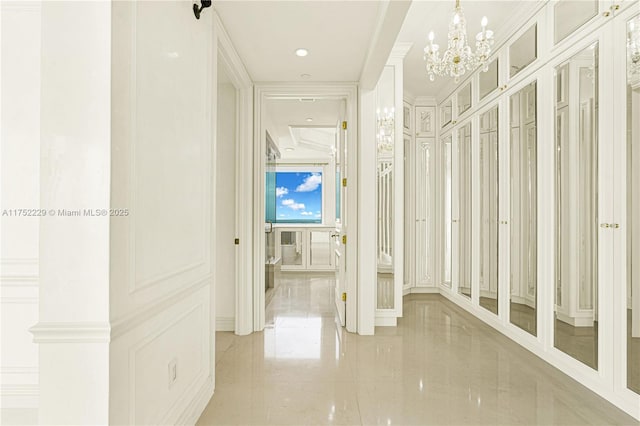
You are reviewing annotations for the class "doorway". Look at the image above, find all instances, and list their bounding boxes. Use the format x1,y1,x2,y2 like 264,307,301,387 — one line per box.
253,85,358,333
214,55,237,332
262,97,344,327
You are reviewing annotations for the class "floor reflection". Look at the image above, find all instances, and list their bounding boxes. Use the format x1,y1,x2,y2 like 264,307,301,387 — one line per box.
628,309,640,394
510,302,537,336
197,274,638,425
554,317,598,370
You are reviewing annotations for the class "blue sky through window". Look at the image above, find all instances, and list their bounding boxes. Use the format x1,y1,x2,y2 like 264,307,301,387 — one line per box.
275,172,322,223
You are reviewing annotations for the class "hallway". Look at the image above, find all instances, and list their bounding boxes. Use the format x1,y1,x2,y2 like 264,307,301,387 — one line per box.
197,274,637,425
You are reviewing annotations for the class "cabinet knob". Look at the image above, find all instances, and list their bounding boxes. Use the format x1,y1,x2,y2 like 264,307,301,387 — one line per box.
600,223,610,228
611,4,620,11
603,10,611,17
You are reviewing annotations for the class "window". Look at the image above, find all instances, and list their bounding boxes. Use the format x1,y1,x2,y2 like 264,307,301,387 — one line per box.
275,170,323,223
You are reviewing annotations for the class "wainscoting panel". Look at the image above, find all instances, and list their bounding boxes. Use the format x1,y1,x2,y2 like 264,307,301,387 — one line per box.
110,285,211,425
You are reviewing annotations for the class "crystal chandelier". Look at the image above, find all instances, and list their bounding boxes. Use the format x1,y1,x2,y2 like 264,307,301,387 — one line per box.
628,17,640,82
424,0,494,83
376,107,394,154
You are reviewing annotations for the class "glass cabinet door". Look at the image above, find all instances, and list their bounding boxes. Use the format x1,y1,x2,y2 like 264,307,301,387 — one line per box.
509,81,538,337
554,44,599,369
457,123,472,299
479,106,499,315
443,134,452,288
625,13,640,394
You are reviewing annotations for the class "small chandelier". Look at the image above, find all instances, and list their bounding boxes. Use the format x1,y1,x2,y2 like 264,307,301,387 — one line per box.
628,17,640,82
424,0,494,83
376,107,394,154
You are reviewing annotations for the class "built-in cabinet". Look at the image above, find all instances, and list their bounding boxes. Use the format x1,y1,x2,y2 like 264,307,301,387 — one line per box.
402,0,640,420
276,227,335,271
403,101,436,292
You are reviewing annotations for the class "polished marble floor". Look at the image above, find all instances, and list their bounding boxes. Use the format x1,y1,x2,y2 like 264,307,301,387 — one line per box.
197,272,638,425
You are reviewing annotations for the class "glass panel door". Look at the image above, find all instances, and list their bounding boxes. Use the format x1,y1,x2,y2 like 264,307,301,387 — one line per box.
458,123,472,299
626,13,640,394
479,106,499,314
509,81,538,336
554,44,599,369
443,134,452,288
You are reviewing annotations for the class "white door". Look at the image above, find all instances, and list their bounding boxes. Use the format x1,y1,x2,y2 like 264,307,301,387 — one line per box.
334,107,348,326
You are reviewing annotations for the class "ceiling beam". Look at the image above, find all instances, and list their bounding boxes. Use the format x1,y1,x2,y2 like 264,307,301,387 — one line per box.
359,0,412,90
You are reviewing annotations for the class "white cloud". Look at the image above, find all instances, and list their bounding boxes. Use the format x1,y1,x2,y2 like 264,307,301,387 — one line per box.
300,211,314,216
295,173,322,192
276,187,288,198
281,198,305,211
279,214,286,217
315,214,322,218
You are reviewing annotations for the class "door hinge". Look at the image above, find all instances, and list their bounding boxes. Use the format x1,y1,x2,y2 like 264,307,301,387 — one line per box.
342,292,347,302
342,121,347,130
342,235,347,245
342,178,347,187
234,238,239,245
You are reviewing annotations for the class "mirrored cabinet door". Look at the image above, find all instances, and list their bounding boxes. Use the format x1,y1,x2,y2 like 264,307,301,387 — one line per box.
480,59,499,101
458,83,472,116
443,134,453,288
509,81,538,336
441,99,453,128
416,138,433,286
626,13,640,394
554,0,598,44
554,44,599,369
510,25,537,78
458,123,472,299
479,106,499,315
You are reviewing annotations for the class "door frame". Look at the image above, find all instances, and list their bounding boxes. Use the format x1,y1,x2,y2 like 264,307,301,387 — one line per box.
214,13,254,337
252,83,358,333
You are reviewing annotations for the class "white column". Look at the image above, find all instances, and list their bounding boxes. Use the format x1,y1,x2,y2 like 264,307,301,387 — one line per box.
31,2,111,424
0,2,41,422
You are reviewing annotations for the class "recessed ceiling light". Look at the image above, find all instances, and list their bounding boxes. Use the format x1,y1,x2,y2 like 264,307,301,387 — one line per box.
295,48,309,57
285,147,295,152
306,118,313,122
300,73,311,80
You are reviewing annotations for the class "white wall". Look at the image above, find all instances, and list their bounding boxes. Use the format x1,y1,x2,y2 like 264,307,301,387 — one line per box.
215,62,237,331
0,2,41,423
109,1,215,424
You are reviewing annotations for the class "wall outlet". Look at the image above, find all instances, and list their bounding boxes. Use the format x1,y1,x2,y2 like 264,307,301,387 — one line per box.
168,358,178,388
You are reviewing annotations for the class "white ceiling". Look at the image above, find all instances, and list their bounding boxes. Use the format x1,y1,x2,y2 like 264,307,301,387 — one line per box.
397,0,540,98
214,1,381,82
265,98,341,159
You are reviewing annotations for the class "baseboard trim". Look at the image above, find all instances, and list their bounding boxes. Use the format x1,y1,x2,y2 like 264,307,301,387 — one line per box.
408,287,439,294
216,316,235,332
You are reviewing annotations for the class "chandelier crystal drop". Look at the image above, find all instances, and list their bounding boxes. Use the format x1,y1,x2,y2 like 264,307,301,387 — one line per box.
424,0,494,83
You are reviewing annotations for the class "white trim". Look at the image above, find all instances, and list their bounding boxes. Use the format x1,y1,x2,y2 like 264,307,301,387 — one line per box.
213,11,254,337
110,276,210,339
407,287,439,294
30,322,111,343
215,317,235,332
0,385,39,397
